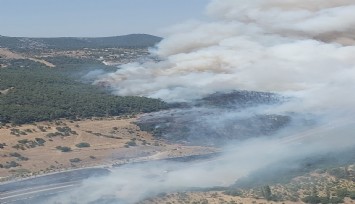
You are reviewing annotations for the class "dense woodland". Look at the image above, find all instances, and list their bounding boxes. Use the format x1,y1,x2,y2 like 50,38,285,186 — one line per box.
0,59,168,124
0,34,162,51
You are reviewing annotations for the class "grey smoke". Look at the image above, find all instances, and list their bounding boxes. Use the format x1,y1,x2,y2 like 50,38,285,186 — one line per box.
82,69,107,82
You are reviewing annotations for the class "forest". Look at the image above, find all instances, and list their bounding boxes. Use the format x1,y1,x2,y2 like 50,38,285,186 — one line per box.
0,59,168,124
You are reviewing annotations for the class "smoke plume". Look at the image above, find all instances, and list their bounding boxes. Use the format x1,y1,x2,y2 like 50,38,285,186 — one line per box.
55,0,355,203
95,0,355,110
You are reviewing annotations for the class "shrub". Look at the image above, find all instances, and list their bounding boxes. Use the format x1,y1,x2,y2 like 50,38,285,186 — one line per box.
35,138,46,145
18,139,29,144
46,132,63,137
18,156,29,161
126,141,137,146
302,196,316,204
24,129,33,133
223,189,242,196
9,152,22,157
56,146,72,152
349,191,355,200
0,143,6,149
336,188,349,198
4,161,20,169
329,197,344,203
69,158,81,163
75,142,90,148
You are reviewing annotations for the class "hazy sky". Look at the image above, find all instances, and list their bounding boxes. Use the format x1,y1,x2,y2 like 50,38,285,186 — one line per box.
0,0,209,37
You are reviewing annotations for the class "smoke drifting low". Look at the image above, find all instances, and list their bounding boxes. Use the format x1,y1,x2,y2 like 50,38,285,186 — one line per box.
57,0,355,203
50,120,354,204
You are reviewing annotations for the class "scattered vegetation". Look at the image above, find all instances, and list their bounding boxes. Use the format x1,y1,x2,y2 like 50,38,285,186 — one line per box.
9,128,27,136
9,152,29,161
0,161,20,169
12,138,46,150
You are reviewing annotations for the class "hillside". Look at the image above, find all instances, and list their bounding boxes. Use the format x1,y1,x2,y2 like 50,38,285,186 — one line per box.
0,34,162,51
0,117,215,180
0,62,168,124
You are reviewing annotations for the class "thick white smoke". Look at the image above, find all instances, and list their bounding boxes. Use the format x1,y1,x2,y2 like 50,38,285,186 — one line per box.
95,0,355,114
63,0,355,203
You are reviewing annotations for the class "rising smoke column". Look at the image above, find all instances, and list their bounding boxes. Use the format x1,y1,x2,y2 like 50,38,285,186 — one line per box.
95,0,355,112
62,0,355,203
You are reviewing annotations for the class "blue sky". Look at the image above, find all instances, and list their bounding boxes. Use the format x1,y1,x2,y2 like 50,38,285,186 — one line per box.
0,0,209,37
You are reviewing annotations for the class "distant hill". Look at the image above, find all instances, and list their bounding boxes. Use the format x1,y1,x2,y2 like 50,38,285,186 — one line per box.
0,34,162,50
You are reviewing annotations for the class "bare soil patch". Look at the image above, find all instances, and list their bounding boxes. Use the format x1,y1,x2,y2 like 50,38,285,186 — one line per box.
0,48,25,60
0,48,55,67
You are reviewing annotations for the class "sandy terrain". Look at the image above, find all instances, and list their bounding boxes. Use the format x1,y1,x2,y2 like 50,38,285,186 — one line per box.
0,117,216,180
27,57,56,67
0,48,23,59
